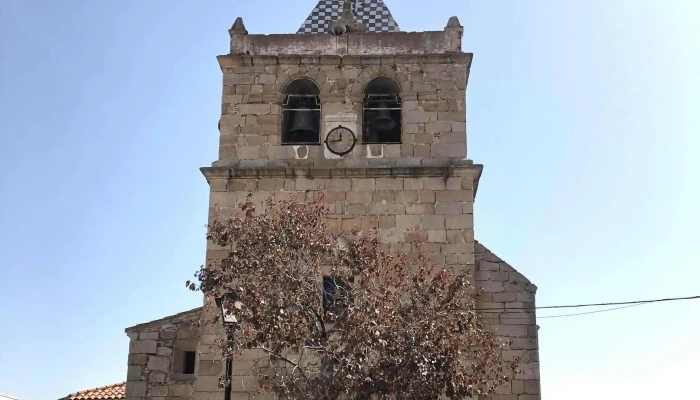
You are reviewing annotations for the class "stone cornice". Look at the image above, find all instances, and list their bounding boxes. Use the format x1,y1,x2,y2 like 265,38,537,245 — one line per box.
228,29,464,56
200,159,483,199
217,53,473,70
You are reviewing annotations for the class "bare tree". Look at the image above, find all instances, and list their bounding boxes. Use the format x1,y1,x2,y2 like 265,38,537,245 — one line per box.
188,193,519,399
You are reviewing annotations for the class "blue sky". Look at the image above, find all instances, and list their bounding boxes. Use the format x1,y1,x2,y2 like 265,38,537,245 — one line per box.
0,1,698,399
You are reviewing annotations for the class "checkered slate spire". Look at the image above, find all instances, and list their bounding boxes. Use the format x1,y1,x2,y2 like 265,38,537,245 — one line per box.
298,0,400,34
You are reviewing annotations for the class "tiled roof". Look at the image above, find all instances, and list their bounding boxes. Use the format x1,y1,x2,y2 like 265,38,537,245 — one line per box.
58,382,125,400
298,0,400,34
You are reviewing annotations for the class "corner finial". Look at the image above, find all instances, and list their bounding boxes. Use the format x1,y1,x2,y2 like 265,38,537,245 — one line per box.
446,16,462,28
444,16,464,52
229,17,248,35
328,1,367,35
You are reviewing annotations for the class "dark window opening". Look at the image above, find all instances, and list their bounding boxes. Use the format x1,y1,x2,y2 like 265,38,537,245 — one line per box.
184,351,196,374
323,276,352,319
282,79,321,145
173,348,197,375
363,77,402,144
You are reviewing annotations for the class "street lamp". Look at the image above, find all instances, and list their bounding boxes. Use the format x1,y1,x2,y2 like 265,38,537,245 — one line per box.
215,292,240,325
215,292,239,400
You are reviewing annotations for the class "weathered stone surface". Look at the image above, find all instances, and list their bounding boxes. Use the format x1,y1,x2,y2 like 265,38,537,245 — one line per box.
193,392,226,400
129,340,157,354
125,381,147,397
178,329,197,339
197,360,223,376
169,384,194,397
126,365,142,381
396,215,421,230
224,73,255,85
135,332,156,342
149,385,168,397
421,215,445,229
493,325,528,337
194,376,224,392
525,380,541,394
128,353,148,365
156,346,172,356
435,202,464,215
480,281,504,293
480,261,500,271
427,230,447,243
147,356,171,372
160,330,177,340
149,371,167,383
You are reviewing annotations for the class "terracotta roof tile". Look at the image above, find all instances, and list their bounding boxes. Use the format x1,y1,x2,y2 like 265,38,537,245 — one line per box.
58,382,125,400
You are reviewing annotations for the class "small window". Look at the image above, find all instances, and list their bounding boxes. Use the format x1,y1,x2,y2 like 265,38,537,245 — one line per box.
363,77,402,144
323,276,352,318
173,348,197,375
282,78,321,145
184,351,196,374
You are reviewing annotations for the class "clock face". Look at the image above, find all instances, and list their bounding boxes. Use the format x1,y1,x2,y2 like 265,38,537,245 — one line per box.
325,125,357,156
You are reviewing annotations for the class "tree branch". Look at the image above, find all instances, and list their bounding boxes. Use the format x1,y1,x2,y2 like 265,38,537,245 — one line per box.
257,346,312,384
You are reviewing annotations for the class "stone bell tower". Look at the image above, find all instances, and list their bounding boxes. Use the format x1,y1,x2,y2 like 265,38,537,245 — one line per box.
193,1,541,398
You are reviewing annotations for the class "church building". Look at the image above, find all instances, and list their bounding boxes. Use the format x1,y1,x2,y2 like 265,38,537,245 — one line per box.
117,1,541,399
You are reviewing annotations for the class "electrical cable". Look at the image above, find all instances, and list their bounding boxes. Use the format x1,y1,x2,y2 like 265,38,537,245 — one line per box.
474,294,700,312
538,303,647,319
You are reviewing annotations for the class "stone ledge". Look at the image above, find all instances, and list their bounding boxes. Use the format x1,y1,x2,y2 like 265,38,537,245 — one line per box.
210,157,474,169
171,373,196,382
201,159,483,197
217,53,473,70
228,30,463,56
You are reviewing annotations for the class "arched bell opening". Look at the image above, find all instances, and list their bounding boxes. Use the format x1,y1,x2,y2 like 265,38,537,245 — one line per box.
282,78,321,145
362,76,402,144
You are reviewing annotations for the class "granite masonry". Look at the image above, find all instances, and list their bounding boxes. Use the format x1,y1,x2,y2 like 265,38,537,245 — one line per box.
125,309,203,399
122,1,540,399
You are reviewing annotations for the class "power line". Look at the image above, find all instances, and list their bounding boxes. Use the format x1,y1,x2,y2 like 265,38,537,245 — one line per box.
538,303,646,319
477,295,699,319
474,294,700,312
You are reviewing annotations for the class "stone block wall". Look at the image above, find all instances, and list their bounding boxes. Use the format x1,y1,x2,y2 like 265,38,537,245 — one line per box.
215,53,471,163
474,242,541,400
124,308,205,400
203,164,479,268
192,329,227,400
197,163,481,398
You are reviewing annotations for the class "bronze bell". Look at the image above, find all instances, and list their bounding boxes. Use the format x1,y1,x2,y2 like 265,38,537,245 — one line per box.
289,111,319,143
368,102,396,132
